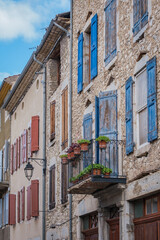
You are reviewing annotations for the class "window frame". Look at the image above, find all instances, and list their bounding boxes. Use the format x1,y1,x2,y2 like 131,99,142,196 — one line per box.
61,87,68,151
49,165,56,210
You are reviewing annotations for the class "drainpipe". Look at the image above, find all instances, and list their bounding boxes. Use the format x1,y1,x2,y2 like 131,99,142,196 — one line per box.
69,1,73,240
33,54,46,240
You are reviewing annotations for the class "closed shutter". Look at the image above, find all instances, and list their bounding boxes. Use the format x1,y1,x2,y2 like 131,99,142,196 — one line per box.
62,88,68,150
16,138,18,170
27,185,31,221
99,91,118,175
24,130,28,162
77,32,83,93
95,96,99,163
0,150,2,181
31,116,39,152
4,140,9,172
17,191,20,223
147,57,157,142
9,194,16,225
5,193,8,225
133,0,148,35
49,165,55,210
125,77,134,155
31,180,39,217
11,145,14,174
91,13,98,80
22,133,24,163
83,113,92,168
50,101,56,141
14,141,16,171
61,164,68,204
0,198,2,228
22,187,25,221
18,137,20,168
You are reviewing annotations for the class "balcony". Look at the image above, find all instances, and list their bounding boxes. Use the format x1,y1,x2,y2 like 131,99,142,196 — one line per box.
68,140,126,195
0,171,9,192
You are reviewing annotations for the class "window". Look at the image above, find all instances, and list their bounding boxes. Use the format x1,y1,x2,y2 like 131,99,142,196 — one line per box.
31,116,39,153
17,187,25,223
0,193,8,228
49,165,55,210
105,0,117,65
83,29,91,88
61,164,68,204
82,212,98,231
133,0,148,36
61,87,68,150
50,101,56,141
9,194,16,225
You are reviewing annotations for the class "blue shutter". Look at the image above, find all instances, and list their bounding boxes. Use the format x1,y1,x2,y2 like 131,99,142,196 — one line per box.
5,193,8,225
77,33,83,93
133,0,148,35
147,56,157,142
95,96,99,163
83,113,92,168
99,90,118,175
125,77,134,155
91,14,98,80
0,198,2,228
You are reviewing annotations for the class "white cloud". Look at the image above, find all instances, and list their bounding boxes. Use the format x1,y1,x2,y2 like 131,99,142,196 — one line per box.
0,72,11,85
0,0,40,41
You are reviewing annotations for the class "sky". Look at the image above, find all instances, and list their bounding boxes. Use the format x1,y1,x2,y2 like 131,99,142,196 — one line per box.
0,0,70,86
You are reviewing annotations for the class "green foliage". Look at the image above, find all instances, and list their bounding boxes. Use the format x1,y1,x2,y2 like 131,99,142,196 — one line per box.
59,154,68,158
102,167,112,174
95,136,110,142
77,139,91,144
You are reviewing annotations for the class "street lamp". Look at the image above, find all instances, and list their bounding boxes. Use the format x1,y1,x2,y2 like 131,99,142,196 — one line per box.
24,162,34,181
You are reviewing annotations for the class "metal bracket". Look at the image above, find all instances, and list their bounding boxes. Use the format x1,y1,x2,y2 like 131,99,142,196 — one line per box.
52,21,70,37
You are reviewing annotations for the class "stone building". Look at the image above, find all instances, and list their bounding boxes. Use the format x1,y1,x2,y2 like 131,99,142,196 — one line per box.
68,0,160,239
0,75,18,240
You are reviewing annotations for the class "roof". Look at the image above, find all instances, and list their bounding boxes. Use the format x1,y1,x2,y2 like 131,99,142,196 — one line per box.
3,12,70,113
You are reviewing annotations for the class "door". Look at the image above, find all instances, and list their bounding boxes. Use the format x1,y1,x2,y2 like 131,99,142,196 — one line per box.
107,217,119,240
84,229,98,240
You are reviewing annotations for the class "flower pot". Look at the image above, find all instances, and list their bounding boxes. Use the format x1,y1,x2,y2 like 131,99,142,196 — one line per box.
99,140,107,149
74,147,81,155
92,169,101,175
103,172,110,178
83,173,91,179
61,157,68,165
67,152,75,160
80,143,89,152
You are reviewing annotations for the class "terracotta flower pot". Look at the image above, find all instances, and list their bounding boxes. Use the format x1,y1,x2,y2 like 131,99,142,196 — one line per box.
83,173,91,179
80,143,89,152
67,152,75,160
61,157,68,165
103,172,110,178
99,140,107,149
92,169,101,175
74,147,81,155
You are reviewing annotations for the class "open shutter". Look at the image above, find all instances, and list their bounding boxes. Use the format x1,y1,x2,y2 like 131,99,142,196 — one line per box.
4,140,9,172
9,194,16,225
49,165,55,209
95,96,99,163
5,193,8,225
17,192,20,223
27,185,31,221
22,187,25,221
24,130,28,162
125,77,134,154
110,0,116,58
147,56,157,142
31,180,39,217
83,113,92,168
91,14,98,80
50,101,56,141
31,116,39,152
16,139,18,170
61,164,68,204
18,137,20,168
62,88,68,150
65,88,68,149
99,91,118,175
11,145,14,174
0,150,2,181
0,198,2,228
77,32,83,93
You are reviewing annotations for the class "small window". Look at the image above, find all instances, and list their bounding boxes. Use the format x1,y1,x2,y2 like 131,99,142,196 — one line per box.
61,87,68,150
50,101,56,141
61,164,68,204
49,165,55,210
83,28,91,88
82,212,98,231
146,197,158,215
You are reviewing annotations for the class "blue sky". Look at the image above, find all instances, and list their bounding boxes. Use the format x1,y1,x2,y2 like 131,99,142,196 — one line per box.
0,0,70,86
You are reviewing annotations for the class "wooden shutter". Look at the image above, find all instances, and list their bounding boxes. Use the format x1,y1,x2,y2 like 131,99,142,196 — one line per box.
125,77,134,155
77,32,83,93
99,91,118,175
4,140,9,172
22,187,25,221
83,113,92,168
133,0,148,35
31,180,39,217
0,150,2,181
62,88,68,150
5,193,8,225
50,101,56,141
61,164,68,204
31,116,39,152
91,14,98,80
18,137,20,168
9,194,16,225
22,133,25,163
147,56,157,142
23,130,28,162
65,88,68,149
95,96,99,163
27,185,31,221
17,191,20,223
49,165,55,210
16,139,18,170
11,144,14,174
0,198,2,228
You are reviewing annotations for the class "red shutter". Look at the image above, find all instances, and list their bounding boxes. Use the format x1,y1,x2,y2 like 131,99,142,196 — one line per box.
11,145,14,174
14,142,16,171
22,133,24,163
18,137,21,168
16,138,18,170
9,194,16,225
27,185,31,220
17,192,20,223
22,187,25,221
31,180,39,217
31,116,39,152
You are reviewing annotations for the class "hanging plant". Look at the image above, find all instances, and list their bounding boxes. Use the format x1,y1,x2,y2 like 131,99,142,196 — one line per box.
59,154,68,165
77,139,91,152
95,136,110,149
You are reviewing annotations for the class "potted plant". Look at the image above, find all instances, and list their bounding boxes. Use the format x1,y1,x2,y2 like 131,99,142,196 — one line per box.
69,176,78,184
60,154,68,164
95,136,110,149
102,167,112,177
78,139,91,152
72,143,81,155
89,163,104,175
67,145,75,160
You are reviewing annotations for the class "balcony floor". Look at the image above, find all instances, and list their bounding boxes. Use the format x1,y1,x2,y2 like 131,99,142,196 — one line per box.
68,175,126,195
0,181,9,191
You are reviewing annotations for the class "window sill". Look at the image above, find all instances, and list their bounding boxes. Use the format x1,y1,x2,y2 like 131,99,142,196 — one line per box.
105,55,117,71
84,82,93,93
135,143,150,158
133,24,148,43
